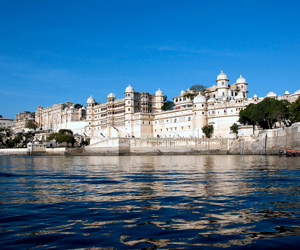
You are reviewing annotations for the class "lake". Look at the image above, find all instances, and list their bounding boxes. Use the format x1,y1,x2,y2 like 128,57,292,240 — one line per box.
1,155,300,249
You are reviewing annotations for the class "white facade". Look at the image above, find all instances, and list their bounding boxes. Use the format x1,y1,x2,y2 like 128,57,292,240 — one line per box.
24,71,300,140
35,102,86,134
85,71,300,140
0,116,13,129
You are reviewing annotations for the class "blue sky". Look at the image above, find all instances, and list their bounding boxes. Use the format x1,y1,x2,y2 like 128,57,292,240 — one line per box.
1,0,299,118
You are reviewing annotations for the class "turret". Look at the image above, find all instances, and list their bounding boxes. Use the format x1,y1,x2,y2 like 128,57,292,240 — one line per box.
216,70,229,98
193,93,207,138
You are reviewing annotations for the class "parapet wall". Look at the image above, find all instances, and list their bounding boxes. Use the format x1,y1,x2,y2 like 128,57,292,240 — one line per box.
85,137,231,155
0,147,66,156
1,123,299,156
85,122,300,155
229,122,300,155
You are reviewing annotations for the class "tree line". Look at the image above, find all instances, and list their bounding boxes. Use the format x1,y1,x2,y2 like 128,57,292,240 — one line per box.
238,96,300,129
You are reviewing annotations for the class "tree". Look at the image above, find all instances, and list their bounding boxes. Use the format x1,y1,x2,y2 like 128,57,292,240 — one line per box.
239,98,291,129
230,123,239,135
202,125,214,138
183,92,198,100
58,129,73,135
290,96,300,123
47,129,75,146
238,103,256,126
161,95,174,111
190,84,207,93
25,120,38,130
74,103,83,109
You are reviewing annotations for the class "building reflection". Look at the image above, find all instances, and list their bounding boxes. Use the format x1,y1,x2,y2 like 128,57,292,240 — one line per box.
1,155,300,248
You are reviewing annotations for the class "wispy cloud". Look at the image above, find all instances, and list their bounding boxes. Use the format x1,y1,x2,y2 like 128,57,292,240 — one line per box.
154,45,245,57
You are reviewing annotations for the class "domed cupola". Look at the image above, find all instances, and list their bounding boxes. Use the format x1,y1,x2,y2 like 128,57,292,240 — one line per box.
267,91,276,97
125,84,134,93
193,93,206,103
294,89,300,95
87,95,95,104
285,90,290,95
107,93,115,98
107,93,116,102
155,88,163,96
217,70,229,81
216,70,229,97
236,75,247,84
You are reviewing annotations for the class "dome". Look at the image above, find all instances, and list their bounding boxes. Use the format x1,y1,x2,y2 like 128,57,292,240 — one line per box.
267,91,276,97
208,97,216,103
236,74,247,84
155,88,163,96
294,89,300,95
180,90,185,96
87,95,95,104
125,84,134,93
285,90,290,95
217,70,228,81
193,93,206,103
107,93,115,98
253,94,258,98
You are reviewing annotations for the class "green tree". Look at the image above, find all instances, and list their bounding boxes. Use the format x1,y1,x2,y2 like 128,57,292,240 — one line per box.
161,95,174,111
183,92,197,100
230,123,239,135
290,96,300,123
239,98,291,129
47,129,75,146
58,129,73,135
190,84,207,93
202,125,214,138
238,103,256,126
74,103,83,109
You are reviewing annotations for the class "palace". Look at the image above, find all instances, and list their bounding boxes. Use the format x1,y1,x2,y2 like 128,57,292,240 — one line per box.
33,71,300,140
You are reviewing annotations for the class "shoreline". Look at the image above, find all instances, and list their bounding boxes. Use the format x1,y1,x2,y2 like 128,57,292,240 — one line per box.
1,123,300,157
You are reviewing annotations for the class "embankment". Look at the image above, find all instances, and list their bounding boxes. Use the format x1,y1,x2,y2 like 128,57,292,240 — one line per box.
1,122,299,156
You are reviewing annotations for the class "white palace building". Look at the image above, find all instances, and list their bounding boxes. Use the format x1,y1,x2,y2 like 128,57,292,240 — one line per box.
34,71,300,139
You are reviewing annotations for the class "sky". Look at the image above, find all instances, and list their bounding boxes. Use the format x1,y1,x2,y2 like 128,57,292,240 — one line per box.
1,0,299,119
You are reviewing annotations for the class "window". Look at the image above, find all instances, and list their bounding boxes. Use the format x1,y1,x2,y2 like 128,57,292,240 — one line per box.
222,81,224,85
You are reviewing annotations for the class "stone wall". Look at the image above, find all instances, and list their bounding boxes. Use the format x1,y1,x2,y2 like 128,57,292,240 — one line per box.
229,122,300,155
85,137,231,155
0,147,66,156
1,122,299,156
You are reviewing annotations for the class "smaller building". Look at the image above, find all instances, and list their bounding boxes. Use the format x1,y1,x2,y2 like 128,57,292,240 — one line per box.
27,140,46,154
0,115,13,129
14,111,35,133
35,102,86,134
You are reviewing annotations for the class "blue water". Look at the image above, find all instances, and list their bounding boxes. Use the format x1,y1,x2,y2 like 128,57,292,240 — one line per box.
0,155,300,249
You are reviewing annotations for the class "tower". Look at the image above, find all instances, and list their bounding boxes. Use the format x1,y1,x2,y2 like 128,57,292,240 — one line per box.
216,70,229,98
124,85,135,137
236,75,248,98
193,93,207,138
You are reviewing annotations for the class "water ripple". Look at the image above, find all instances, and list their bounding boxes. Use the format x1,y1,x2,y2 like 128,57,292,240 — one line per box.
1,155,300,249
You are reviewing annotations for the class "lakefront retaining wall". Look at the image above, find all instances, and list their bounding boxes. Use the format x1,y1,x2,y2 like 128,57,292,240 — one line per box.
1,122,299,156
